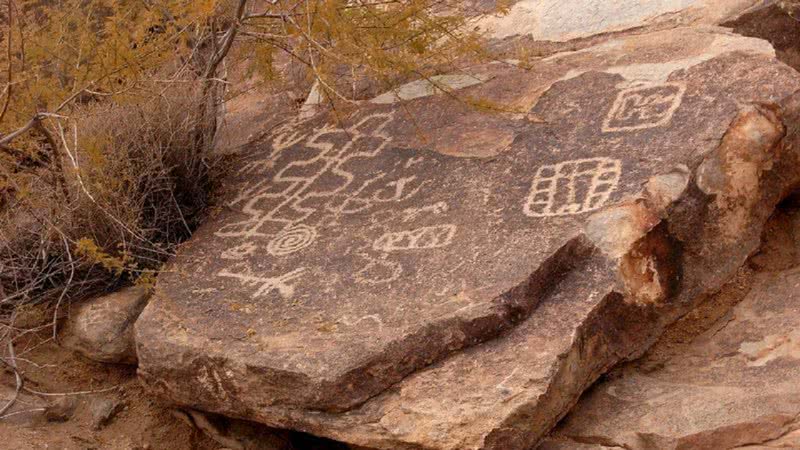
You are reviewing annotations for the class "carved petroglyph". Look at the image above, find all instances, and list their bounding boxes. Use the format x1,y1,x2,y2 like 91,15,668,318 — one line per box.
218,267,306,299
216,111,402,242
524,158,622,217
373,225,457,252
327,173,429,215
401,202,449,222
267,224,317,256
602,83,686,132
215,111,427,296
354,256,403,285
221,242,258,260
197,366,232,401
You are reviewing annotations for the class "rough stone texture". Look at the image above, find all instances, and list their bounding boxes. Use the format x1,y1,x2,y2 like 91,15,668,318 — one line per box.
480,0,764,41
136,26,800,450
63,286,150,364
45,397,78,423
369,74,490,105
546,266,800,450
90,396,124,430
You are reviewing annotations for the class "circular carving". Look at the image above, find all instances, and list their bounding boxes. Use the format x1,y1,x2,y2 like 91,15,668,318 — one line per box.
267,224,317,256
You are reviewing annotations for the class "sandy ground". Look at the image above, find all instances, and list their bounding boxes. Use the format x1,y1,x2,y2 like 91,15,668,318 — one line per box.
0,339,220,450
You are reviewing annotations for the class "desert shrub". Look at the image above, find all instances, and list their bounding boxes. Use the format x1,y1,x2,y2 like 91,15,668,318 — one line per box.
780,1,800,19
0,82,219,321
0,0,502,325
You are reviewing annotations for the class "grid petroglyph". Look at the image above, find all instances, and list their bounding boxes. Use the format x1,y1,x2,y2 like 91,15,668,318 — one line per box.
523,157,622,217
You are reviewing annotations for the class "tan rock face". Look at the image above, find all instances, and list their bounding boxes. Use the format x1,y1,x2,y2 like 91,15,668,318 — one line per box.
63,286,150,364
135,27,800,450
547,266,800,450
479,0,762,41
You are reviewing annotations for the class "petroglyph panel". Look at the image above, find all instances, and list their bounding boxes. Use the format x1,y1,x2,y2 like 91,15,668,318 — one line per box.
136,26,800,447
524,158,622,217
213,111,444,298
602,83,686,132
215,111,403,241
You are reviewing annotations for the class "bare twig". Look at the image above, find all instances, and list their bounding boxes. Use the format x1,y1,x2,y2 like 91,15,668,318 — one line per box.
0,407,45,420
24,384,118,397
0,341,22,417
51,234,74,343
0,0,15,126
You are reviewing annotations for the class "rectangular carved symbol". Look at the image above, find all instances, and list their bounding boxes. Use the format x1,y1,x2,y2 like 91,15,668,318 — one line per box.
602,83,686,132
523,157,621,218
373,225,457,252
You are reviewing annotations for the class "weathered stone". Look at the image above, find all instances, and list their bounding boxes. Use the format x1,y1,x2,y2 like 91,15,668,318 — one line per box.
480,0,763,41
136,27,800,449
547,266,800,450
44,396,77,423
369,74,490,105
63,286,150,364
90,396,124,430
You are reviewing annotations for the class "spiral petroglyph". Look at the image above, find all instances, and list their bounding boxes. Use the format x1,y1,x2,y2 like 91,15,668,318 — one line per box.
267,225,317,256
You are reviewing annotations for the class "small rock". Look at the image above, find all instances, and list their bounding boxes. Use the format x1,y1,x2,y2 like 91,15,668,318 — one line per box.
45,397,77,422
62,286,150,364
90,396,124,430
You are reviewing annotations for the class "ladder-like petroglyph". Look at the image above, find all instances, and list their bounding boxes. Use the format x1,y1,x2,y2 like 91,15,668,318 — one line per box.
523,157,622,217
372,224,457,252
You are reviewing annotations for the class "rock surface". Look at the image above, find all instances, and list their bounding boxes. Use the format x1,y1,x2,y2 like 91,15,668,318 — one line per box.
136,26,800,450
90,396,124,430
545,266,800,450
479,0,764,41
63,286,150,364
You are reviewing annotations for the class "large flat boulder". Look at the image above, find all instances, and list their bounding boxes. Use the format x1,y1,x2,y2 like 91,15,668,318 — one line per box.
544,265,800,450
136,27,800,449
480,0,764,42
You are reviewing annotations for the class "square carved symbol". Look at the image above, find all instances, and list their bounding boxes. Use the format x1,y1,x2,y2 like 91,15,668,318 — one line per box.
602,83,686,133
523,157,622,218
